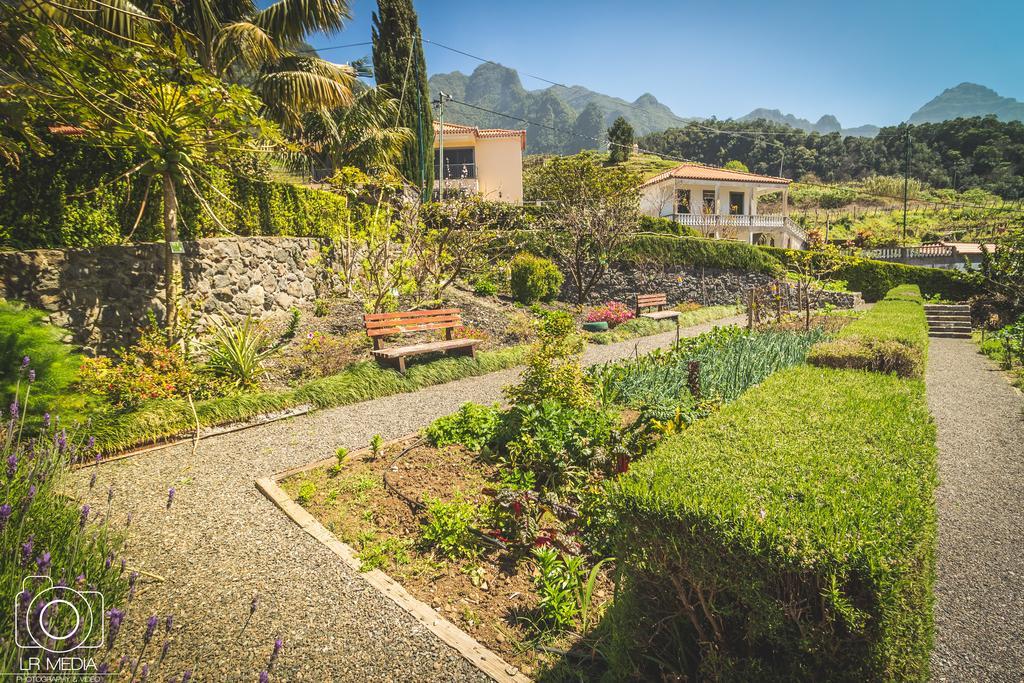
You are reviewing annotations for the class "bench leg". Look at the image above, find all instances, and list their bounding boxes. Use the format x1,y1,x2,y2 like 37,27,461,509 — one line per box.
675,318,680,345
396,356,407,374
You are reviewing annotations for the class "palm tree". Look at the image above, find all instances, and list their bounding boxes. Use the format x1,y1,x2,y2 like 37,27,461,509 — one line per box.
301,86,414,178
33,0,358,135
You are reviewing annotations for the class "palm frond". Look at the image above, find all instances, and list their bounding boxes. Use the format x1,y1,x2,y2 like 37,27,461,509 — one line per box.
253,0,350,47
255,59,355,129
214,21,279,72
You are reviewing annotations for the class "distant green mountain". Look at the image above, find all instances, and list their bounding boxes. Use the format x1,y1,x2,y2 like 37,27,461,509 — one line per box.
428,63,691,154
738,108,879,137
909,82,1024,124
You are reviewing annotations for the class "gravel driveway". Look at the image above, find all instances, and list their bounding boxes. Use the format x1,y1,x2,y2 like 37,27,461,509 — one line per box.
76,315,744,682
927,337,1024,681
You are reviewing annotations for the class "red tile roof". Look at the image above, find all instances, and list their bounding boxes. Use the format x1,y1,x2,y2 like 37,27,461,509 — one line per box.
641,163,791,187
434,122,526,150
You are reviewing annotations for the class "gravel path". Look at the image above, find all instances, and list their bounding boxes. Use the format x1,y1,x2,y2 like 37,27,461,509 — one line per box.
77,315,745,682
927,337,1024,682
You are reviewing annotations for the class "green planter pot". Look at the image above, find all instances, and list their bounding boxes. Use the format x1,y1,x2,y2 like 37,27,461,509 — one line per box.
583,321,609,332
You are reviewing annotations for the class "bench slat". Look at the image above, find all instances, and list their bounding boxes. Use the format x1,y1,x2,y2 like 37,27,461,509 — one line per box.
364,308,461,323
641,310,680,320
371,338,480,359
367,320,463,337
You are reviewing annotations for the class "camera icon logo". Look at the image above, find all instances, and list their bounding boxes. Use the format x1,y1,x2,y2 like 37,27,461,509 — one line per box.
14,576,105,654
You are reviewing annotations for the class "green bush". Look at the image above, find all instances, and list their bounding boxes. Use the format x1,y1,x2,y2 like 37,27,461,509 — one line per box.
509,253,564,304
608,364,937,681
421,496,481,560
423,402,501,451
762,247,979,302
621,235,784,274
808,285,928,378
638,215,700,237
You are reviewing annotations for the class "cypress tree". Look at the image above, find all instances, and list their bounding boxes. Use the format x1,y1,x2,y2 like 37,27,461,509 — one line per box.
372,0,433,197
608,116,635,163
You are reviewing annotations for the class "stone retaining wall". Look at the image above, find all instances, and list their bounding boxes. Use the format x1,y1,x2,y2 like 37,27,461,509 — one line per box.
565,263,863,309
0,237,336,354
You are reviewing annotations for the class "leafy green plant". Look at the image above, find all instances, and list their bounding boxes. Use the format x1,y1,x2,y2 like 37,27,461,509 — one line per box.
472,277,499,297
424,402,501,451
420,496,480,560
313,299,331,317
357,535,412,572
203,317,276,391
369,433,384,459
296,481,317,505
509,253,563,304
505,310,592,410
283,308,301,339
532,546,583,635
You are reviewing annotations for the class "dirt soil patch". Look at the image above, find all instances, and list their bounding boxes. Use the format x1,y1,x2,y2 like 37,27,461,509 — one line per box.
280,439,613,678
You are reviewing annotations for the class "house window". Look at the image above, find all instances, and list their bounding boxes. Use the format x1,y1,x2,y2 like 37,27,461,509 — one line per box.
729,191,745,215
434,147,476,179
675,189,691,214
702,190,716,214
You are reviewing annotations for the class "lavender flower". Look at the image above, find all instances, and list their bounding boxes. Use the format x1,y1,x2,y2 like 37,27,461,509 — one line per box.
97,662,109,674
182,671,192,683
0,503,11,532
8,399,17,422
104,553,112,570
139,663,149,682
28,369,34,383
117,655,128,672
107,486,114,504
79,504,90,530
6,453,16,479
165,615,173,633
119,557,126,574
269,637,283,669
250,594,259,614
20,536,33,566
87,436,96,450
260,672,269,683
107,608,125,649
21,356,29,368
143,615,158,644
160,639,170,661
166,487,175,509
89,471,97,489
42,412,50,429
36,552,51,574
57,429,67,453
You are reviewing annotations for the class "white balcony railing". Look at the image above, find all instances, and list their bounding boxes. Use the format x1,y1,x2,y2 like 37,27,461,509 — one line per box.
664,213,807,243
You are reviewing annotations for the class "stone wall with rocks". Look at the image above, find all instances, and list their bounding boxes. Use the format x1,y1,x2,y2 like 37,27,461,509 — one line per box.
564,262,863,310
0,237,337,355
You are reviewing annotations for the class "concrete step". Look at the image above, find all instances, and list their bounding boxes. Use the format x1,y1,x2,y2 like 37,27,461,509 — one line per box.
928,321,971,328
929,331,972,339
926,313,972,320
924,304,971,312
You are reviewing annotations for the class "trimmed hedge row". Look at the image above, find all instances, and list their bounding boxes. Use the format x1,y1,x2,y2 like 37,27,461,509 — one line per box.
621,235,784,273
608,363,938,681
760,246,978,302
808,285,929,378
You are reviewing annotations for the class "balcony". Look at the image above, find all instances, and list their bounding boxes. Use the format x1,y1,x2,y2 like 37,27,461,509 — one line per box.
663,213,807,244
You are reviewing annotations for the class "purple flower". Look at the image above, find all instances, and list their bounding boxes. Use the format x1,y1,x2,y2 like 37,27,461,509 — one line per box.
42,413,50,429
97,662,109,674
166,487,175,509
6,453,16,479
143,615,158,644
36,552,51,574
0,503,11,532
128,571,138,589
117,655,128,672
104,553,112,570
21,356,29,368
87,436,95,450
79,504,90,530
119,557,126,574
139,663,149,682
160,639,170,661
260,672,269,683
89,471,97,489
20,536,33,565
75,574,85,586
165,615,173,633
182,671,192,683
107,486,114,503
250,594,259,614
28,369,34,383
57,430,67,453
9,399,17,422
270,637,283,669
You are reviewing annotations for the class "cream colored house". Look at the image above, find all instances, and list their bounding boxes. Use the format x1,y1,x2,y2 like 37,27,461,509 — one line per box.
639,163,807,249
434,122,525,204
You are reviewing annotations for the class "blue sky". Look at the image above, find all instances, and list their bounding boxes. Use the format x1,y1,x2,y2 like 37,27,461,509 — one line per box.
302,0,1024,127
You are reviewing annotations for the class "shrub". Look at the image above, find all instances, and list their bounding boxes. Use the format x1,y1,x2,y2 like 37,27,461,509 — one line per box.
532,546,584,634
622,235,784,274
586,301,635,328
202,317,276,390
608,365,937,681
80,324,213,409
421,496,481,560
504,311,538,343
298,331,368,379
472,277,499,297
808,285,928,378
638,215,699,237
509,253,564,304
505,311,591,410
424,402,501,451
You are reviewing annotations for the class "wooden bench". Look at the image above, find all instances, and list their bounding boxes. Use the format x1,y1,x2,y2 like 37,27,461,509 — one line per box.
364,308,480,373
635,293,681,342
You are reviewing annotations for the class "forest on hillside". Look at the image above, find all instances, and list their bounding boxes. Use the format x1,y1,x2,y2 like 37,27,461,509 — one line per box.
639,116,1024,199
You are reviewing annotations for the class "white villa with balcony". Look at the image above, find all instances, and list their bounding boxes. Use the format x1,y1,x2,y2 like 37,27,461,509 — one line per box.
639,163,807,249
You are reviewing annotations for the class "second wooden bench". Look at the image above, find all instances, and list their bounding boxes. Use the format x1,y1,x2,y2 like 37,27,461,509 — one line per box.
635,292,681,342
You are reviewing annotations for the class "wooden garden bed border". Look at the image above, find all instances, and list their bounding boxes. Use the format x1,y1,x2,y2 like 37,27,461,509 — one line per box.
256,435,531,683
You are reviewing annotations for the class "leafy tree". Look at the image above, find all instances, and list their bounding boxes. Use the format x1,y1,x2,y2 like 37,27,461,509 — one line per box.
372,0,433,197
607,116,635,163
724,160,749,172
530,153,641,303
2,9,283,333
566,102,605,154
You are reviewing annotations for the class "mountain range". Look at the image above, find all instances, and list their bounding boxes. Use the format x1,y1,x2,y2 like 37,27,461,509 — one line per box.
427,66,1024,154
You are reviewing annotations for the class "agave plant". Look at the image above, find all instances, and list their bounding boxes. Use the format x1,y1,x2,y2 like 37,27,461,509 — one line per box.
203,317,276,390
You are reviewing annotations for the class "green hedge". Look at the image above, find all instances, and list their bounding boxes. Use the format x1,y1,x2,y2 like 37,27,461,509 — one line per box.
808,285,929,377
761,246,978,302
608,364,937,681
621,235,784,273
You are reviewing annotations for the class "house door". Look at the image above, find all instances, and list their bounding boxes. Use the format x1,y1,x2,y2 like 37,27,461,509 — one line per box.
729,192,745,215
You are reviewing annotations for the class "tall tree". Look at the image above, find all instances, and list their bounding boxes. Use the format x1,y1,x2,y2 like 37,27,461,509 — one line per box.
371,0,433,198
608,116,635,163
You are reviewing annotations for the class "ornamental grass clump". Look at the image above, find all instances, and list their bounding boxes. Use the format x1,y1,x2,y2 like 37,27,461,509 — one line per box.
606,365,938,681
